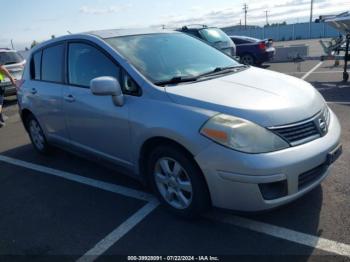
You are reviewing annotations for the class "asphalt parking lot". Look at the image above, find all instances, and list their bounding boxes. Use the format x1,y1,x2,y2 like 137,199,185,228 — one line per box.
0,59,349,261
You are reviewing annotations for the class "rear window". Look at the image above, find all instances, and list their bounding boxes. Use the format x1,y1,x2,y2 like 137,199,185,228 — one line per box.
41,44,65,83
199,28,232,44
0,51,23,65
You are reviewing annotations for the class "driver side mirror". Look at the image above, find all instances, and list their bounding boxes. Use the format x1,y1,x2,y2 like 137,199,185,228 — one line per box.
90,76,124,107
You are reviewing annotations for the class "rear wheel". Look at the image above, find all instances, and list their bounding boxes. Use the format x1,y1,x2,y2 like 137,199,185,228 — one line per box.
241,54,255,65
26,114,51,154
147,145,210,218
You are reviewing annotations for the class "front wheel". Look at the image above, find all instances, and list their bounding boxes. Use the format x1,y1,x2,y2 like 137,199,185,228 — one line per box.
26,115,51,154
147,145,210,218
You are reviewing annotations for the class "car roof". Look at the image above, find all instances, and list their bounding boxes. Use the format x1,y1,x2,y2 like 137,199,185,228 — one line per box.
30,28,179,53
85,28,176,39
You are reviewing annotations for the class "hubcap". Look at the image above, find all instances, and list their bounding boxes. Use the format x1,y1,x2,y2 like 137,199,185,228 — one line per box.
29,120,45,150
154,158,193,210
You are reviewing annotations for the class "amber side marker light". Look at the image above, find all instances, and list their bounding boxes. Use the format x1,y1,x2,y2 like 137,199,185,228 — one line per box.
201,128,228,143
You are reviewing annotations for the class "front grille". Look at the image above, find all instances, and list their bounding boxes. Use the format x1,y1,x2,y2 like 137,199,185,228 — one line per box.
271,120,321,146
298,163,328,190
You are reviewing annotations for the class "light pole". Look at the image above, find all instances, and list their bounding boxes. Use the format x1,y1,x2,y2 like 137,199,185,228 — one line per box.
265,10,269,26
309,0,314,39
243,4,248,29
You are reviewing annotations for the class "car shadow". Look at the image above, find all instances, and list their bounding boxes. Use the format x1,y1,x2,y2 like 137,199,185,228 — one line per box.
0,143,145,191
311,81,350,103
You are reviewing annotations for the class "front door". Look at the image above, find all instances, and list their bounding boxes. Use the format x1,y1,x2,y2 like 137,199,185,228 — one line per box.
63,42,132,167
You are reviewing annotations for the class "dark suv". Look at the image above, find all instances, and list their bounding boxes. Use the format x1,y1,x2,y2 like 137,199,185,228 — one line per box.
0,49,26,96
177,25,236,57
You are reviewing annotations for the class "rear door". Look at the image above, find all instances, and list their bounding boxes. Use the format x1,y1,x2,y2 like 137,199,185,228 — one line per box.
63,41,132,167
26,43,68,144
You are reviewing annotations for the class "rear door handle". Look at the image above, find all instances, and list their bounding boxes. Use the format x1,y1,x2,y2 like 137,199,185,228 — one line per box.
30,88,37,95
64,94,75,103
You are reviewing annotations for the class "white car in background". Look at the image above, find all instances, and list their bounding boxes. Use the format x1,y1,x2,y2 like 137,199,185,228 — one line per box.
0,48,26,97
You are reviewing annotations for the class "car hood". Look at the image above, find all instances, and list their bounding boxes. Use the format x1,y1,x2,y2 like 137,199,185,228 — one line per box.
165,67,325,127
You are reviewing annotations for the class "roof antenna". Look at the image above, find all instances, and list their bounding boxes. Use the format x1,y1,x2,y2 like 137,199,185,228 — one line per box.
67,30,72,35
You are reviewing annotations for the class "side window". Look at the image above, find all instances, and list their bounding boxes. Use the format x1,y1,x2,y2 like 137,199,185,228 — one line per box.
42,44,65,83
68,43,120,87
30,51,42,80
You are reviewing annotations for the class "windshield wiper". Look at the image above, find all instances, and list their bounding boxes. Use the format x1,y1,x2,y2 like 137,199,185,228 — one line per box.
154,76,199,86
154,65,248,86
197,65,248,78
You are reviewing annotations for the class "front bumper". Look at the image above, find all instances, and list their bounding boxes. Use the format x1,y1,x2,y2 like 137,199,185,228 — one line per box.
195,109,342,211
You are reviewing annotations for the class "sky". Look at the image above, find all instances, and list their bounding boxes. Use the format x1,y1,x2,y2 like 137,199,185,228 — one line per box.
1,0,350,50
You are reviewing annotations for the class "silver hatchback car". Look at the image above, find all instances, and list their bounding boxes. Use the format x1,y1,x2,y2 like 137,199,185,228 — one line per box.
17,29,342,217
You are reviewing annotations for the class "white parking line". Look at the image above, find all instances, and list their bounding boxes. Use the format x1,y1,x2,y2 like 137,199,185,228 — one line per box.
77,200,159,262
206,213,350,257
302,61,324,80
0,155,154,202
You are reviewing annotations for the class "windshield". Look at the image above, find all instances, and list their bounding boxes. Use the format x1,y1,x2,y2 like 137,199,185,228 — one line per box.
105,33,240,84
199,28,232,44
0,51,23,65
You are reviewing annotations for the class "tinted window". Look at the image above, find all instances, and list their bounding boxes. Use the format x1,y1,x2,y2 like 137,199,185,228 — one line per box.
106,33,240,84
42,44,65,83
68,43,120,87
0,51,23,65
31,51,42,80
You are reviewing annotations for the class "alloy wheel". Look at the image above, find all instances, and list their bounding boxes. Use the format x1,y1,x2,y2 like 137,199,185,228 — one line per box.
154,157,193,210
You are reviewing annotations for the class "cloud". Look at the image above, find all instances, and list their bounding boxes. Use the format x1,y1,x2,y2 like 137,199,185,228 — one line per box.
79,4,131,15
154,0,350,28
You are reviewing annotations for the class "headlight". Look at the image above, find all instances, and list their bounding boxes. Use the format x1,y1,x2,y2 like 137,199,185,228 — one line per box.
200,114,290,153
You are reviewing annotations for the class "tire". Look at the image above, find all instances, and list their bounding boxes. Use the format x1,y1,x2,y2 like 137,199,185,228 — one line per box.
26,114,51,154
147,145,210,218
240,54,255,65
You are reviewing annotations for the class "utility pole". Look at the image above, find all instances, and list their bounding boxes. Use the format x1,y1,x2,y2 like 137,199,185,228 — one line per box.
309,0,314,39
243,4,248,29
264,10,269,26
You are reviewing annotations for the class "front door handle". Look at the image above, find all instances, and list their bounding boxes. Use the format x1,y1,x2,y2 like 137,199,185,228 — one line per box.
64,94,75,103
30,88,37,95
